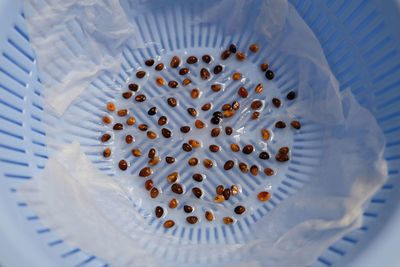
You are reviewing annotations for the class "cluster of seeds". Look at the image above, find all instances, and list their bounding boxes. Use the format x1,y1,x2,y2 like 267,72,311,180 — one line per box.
101,43,300,228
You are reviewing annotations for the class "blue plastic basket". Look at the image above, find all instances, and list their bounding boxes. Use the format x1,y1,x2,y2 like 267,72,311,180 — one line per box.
0,0,400,266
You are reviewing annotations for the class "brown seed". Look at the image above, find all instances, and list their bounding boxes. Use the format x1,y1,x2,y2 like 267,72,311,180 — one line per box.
150,187,159,198
167,97,177,107
234,206,246,215
107,102,115,111
202,55,212,63
148,148,156,158
192,187,203,198
236,52,246,61
202,103,211,111
171,183,183,194
255,83,263,93
161,128,172,138
223,109,235,118
168,81,178,88
223,188,231,200
279,147,289,154
188,139,200,148
184,205,193,213
145,59,154,66
231,185,238,196
165,156,175,164
221,104,232,111
214,65,223,74
221,50,231,60
258,191,270,201
251,111,260,120
140,122,152,131
259,152,270,160
136,71,146,79
122,91,132,99
250,165,258,176
200,68,210,80
101,134,111,143
135,94,146,102
211,128,220,137
132,149,141,157
229,44,237,53
238,87,248,98
251,100,263,110
117,109,128,116
232,101,240,110
231,144,240,152
192,173,203,182
125,135,133,144
169,198,178,209
214,195,225,203
187,108,197,117
180,126,191,133
128,83,139,92
261,129,270,141
155,63,164,71
102,116,111,124
205,211,214,221
225,126,233,135
203,158,213,169
147,131,157,139
163,220,175,228
211,84,222,92
156,77,164,86
158,116,167,126
188,157,198,166
233,72,242,80
148,157,159,166
126,117,136,125
264,168,274,176
249,44,259,52
260,63,269,72
155,206,164,218
275,121,286,128
139,167,152,177
291,121,301,129
272,98,281,108
187,56,198,64
103,148,111,158
243,145,254,154
287,91,296,100
170,56,180,68
186,216,198,224
119,160,128,171
191,88,199,99
167,172,178,183
239,162,249,173
113,123,123,130
179,68,189,75
195,120,205,129
216,185,224,195
276,153,289,162
224,160,234,170
209,145,219,153
145,180,154,191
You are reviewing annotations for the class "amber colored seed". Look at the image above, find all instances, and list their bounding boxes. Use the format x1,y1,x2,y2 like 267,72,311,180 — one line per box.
209,145,219,153
148,148,156,158
279,147,289,154
135,94,146,102
239,162,249,173
192,173,203,182
156,77,164,86
171,183,183,194
214,65,223,74
187,107,197,117
167,172,178,183
170,56,180,68
155,63,164,71
122,91,132,99
128,83,139,91
275,121,286,128
158,116,167,126
107,102,115,112
250,165,258,176
233,72,242,80
145,180,154,191
188,157,198,166
192,187,202,198
139,167,152,177
132,149,141,157
165,156,175,164
214,195,225,203
272,98,281,108
187,56,198,64
211,128,220,137
254,84,263,94
191,88,199,99
205,211,214,221
184,205,193,213
223,109,235,118
161,128,172,138
200,68,210,80
118,109,128,117
180,126,191,133
202,55,212,63
179,68,189,75
169,198,178,209
243,145,254,154
287,91,296,100
236,52,246,61
225,126,233,135
126,117,136,125
223,188,231,200
221,104,231,111
136,71,146,79
164,220,175,228
167,97,177,107
229,44,237,53
224,160,234,170
259,152,270,160
182,143,192,152
101,134,111,143
168,81,178,88
266,70,275,80
203,159,213,169
181,78,191,86
138,124,147,131
238,87,248,98
276,153,289,162
103,148,111,158
102,116,111,124
193,120,204,129
150,187,159,198
232,101,240,110
234,206,246,215
251,112,260,120
113,123,123,130
231,143,240,152
155,206,164,218
258,191,270,201
147,131,157,139
145,59,154,66
125,135,133,144
148,157,159,166
221,50,231,60
251,100,263,110
119,160,128,171
249,44,259,52
231,185,238,196
202,103,211,111
211,84,222,92
264,168,274,176
260,63,269,72
291,121,301,129
188,139,200,148
223,217,234,225
186,216,198,224
261,129,270,141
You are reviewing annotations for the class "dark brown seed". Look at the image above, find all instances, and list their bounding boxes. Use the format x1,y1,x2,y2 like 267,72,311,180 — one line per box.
101,134,111,142
260,63,269,72
135,94,146,102
214,65,223,74
168,81,178,88
236,52,246,61
203,159,213,169
119,160,128,171
234,206,246,215
155,63,164,71
229,44,237,53
287,91,296,100
186,216,198,224
222,104,232,111
231,143,240,152
251,111,260,120
187,108,197,117
139,167,152,177
192,187,203,198
239,162,249,173
209,145,219,153
223,217,234,225
233,72,242,80
232,101,240,110
125,135,133,144
148,148,156,158
266,70,274,80
211,128,220,137
210,116,221,125
161,128,172,138
145,59,154,66
275,121,286,128
243,145,254,154
148,107,157,116
224,109,235,118
165,156,175,164
158,116,167,126
264,168,274,176
128,83,139,91
211,84,222,92
272,98,281,108
225,126,233,135
238,87,248,98
155,206,164,218
169,198,178,208
122,92,132,99
187,56,198,64
195,120,205,129
291,121,301,129
145,180,154,191
216,185,224,195
182,143,192,152
117,109,128,117
249,44,259,52
167,97,177,107
213,111,223,119
103,148,111,158
221,50,231,60
170,56,180,68
224,160,234,170
202,55,212,63
184,205,193,213
138,124,148,131
150,187,159,198
132,149,141,157
250,165,258,176
251,100,263,110
179,68,189,75
192,173,203,182
279,147,289,154
276,153,289,162
188,157,198,166
205,211,214,221
136,71,146,79
202,103,211,111
200,68,210,80
259,152,270,160
223,188,231,200
113,123,123,130
164,220,175,228
258,191,270,201
180,126,191,133
171,183,183,194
